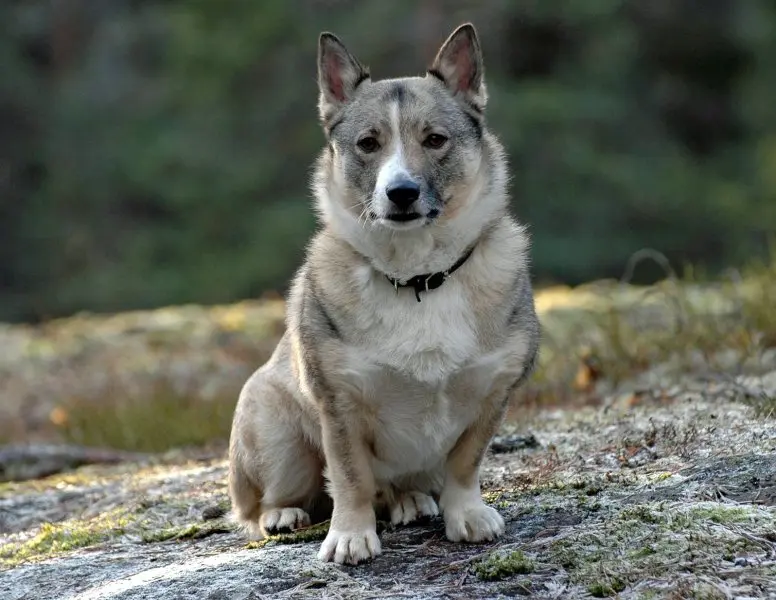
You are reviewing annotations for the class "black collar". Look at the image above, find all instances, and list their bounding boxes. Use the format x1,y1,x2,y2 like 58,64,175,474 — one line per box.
384,246,476,302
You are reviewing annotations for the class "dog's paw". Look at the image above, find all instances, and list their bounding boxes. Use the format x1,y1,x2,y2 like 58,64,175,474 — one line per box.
260,507,311,534
390,491,439,526
317,527,382,565
440,482,505,543
443,500,505,543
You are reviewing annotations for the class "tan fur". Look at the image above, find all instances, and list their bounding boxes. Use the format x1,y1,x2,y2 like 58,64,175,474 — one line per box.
228,23,539,565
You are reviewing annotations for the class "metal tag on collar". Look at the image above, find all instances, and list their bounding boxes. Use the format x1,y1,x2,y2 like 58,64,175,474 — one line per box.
393,278,399,295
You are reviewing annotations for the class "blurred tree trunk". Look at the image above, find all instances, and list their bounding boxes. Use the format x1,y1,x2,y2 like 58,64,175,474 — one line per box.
415,0,445,61
51,0,87,78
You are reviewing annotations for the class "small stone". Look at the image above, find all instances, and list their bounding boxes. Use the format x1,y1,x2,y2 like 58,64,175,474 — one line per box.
202,504,227,521
734,557,749,567
489,434,540,454
625,447,658,468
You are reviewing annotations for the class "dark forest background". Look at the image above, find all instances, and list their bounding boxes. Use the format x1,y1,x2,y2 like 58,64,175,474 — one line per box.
2,0,775,323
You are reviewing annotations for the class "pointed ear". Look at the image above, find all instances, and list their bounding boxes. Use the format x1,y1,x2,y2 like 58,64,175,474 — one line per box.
429,23,487,112
317,32,369,126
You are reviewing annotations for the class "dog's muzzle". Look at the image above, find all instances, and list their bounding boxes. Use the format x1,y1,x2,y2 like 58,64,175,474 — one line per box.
384,179,422,222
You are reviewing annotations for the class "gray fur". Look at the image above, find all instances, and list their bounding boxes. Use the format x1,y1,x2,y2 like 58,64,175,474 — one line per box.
324,76,483,223
228,23,540,566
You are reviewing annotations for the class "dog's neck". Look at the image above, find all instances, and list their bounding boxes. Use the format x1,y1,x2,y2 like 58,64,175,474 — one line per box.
353,221,486,282
317,180,507,283
383,243,477,302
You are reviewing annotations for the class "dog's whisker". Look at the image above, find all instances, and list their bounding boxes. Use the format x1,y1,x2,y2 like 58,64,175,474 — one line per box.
357,204,371,229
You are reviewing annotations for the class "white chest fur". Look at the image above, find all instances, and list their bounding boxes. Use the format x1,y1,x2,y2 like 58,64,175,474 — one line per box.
369,383,471,481
347,264,479,385
331,265,508,482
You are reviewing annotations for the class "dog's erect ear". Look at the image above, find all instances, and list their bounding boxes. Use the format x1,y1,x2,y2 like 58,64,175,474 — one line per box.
429,23,487,112
317,32,369,125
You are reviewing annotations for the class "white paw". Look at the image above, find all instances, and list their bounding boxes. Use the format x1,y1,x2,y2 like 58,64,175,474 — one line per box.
260,507,310,533
443,501,505,542
440,481,505,543
317,527,382,565
390,491,439,526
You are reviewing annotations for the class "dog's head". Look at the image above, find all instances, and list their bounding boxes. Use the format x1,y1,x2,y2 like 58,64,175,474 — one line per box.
313,24,505,237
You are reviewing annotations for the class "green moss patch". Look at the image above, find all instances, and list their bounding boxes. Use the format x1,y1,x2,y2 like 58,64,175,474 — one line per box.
544,501,776,596
588,578,626,598
473,550,534,581
0,509,131,566
247,520,331,550
141,519,234,543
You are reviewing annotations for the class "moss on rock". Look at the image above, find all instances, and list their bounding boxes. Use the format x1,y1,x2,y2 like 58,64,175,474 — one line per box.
0,509,131,566
473,550,534,581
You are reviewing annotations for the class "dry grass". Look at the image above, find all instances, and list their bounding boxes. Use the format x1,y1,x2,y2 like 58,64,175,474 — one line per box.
515,248,776,414
56,251,776,452
0,300,284,449
1,252,774,453
58,386,237,453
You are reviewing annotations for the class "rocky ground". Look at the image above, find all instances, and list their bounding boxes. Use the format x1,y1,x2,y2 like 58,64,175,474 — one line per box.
2,377,775,599
1,267,775,599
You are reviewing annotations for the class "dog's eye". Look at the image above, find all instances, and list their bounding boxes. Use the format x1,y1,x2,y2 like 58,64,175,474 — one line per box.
423,134,448,149
357,137,380,153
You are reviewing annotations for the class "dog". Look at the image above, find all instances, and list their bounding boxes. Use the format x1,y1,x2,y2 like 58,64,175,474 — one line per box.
228,22,540,565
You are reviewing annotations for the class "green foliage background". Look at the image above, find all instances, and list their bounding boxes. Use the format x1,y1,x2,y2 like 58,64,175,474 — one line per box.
1,0,775,322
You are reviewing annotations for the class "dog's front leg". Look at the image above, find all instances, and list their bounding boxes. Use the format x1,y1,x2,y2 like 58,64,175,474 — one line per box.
316,400,380,564
439,386,510,543
293,293,380,564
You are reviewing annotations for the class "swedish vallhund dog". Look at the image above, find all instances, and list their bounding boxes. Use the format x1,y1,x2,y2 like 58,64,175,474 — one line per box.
228,23,539,565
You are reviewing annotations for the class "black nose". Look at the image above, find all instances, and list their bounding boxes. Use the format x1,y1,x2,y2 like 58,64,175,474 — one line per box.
386,180,420,209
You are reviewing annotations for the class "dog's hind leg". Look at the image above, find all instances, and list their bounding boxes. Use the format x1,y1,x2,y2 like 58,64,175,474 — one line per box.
385,468,444,526
388,490,439,526
228,370,325,538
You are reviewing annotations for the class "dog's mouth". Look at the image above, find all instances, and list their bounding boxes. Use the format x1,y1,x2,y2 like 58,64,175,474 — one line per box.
368,209,441,230
385,212,422,222
368,207,440,229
